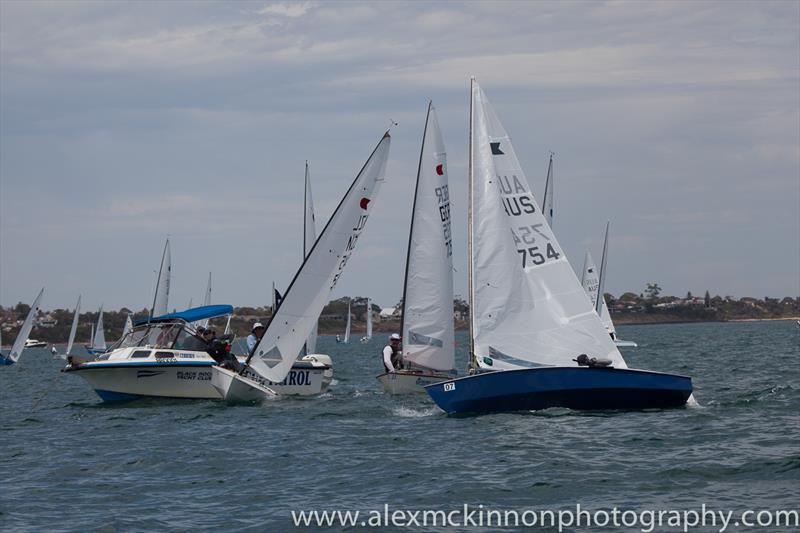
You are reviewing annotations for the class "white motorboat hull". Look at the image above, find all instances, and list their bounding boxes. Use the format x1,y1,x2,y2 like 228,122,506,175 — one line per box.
65,348,332,401
211,366,277,403
377,370,454,395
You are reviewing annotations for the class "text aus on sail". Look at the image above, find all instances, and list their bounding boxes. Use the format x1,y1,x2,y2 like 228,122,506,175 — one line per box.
496,173,562,269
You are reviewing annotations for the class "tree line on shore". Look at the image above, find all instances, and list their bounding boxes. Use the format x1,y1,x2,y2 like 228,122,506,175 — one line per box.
2,289,798,345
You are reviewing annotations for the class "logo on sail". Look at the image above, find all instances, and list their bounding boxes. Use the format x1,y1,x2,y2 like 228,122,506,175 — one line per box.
436,164,444,175
490,142,504,155
360,198,370,210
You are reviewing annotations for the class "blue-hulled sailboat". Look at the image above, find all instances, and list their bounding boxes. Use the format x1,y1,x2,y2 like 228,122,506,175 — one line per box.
424,79,692,415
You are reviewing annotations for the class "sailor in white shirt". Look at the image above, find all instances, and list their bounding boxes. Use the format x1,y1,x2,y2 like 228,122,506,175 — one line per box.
382,333,403,372
247,322,266,353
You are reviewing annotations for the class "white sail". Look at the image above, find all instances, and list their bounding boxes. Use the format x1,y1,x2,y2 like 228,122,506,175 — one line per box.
343,302,351,344
469,79,626,370
122,313,133,338
581,251,616,338
304,162,319,354
151,238,171,317
543,153,554,228
198,272,212,328
248,132,391,383
365,298,373,339
93,306,107,350
223,315,232,335
8,288,44,363
64,295,81,358
401,102,455,372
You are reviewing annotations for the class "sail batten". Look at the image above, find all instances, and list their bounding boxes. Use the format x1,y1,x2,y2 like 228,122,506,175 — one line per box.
248,132,391,383
401,102,455,372
469,80,626,370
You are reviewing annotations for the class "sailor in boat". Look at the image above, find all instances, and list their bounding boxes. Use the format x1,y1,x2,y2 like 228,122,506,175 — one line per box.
382,333,404,372
246,322,266,353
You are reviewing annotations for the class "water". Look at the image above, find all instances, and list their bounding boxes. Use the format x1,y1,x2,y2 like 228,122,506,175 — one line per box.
1,321,798,532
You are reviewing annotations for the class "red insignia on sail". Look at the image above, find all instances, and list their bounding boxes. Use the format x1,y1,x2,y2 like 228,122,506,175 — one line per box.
360,198,370,210
436,164,444,175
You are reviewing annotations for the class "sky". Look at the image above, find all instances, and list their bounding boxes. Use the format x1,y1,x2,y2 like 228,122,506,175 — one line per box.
1,0,798,312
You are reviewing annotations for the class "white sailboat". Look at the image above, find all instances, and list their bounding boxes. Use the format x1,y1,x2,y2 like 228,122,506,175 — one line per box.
86,305,107,354
197,272,212,328
581,224,638,347
57,295,82,359
341,302,351,344
1,288,45,365
424,79,690,414
151,238,171,319
377,101,456,393
211,131,391,402
360,298,372,343
303,161,320,356
122,313,133,339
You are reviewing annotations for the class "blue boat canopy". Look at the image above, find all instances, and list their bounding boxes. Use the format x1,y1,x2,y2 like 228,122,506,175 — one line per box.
136,304,234,325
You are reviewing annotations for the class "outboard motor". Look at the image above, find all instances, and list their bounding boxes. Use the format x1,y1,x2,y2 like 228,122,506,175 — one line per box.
573,354,613,368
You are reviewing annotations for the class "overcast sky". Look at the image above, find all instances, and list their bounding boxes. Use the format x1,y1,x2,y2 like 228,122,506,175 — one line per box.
1,1,798,312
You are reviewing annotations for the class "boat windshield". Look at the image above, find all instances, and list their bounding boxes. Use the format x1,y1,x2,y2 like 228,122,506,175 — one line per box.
110,321,189,350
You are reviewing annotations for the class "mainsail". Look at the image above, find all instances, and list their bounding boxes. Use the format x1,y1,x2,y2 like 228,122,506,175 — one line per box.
343,302,351,344
247,132,391,383
64,295,81,358
469,79,626,370
581,250,616,339
199,272,212,328
365,298,373,339
401,102,455,372
151,238,171,318
93,306,107,351
122,313,134,338
8,288,45,363
304,162,319,354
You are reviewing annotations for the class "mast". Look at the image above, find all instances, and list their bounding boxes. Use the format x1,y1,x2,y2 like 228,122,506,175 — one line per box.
302,161,309,356
399,100,432,353
467,78,476,373
596,221,610,315
150,238,169,320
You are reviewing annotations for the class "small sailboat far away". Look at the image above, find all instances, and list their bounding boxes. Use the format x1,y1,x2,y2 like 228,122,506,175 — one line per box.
1,288,45,365
211,130,391,402
151,238,172,319
424,79,692,415
84,305,107,355
581,223,637,348
55,295,82,359
122,313,133,339
341,302,352,344
197,272,212,328
377,101,456,394
360,298,373,343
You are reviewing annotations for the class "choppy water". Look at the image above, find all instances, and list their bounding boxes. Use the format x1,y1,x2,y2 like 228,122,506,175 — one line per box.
1,321,798,532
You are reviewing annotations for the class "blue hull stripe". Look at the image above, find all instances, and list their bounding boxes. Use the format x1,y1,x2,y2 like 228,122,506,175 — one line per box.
425,367,692,415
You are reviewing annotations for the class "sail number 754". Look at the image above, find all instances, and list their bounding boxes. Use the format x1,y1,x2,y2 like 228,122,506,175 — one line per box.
517,243,560,268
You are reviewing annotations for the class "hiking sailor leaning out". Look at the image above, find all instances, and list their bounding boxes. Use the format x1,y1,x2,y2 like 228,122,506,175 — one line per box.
383,333,404,372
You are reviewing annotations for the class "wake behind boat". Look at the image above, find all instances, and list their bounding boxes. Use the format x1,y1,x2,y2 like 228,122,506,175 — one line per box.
424,79,691,415
63,305,332,401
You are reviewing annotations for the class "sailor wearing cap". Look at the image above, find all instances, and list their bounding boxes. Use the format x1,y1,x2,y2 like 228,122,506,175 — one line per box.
247,322,266,353
382,333,403,373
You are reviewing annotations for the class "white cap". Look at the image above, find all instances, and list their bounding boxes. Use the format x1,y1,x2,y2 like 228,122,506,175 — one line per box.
390,333,401,341
252,322,265,332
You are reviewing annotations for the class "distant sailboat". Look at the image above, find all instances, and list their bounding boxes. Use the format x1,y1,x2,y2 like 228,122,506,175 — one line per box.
340,302,351,344
85,306,107,355
122,313,133,338
198,272,212,328
543,152,554,228
1,288,45,366
58,295,81,359
424,79,691,414
377,101,456,393
581,224,638,347
211,131,391,402
151,238,171,319
360,298,372,343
